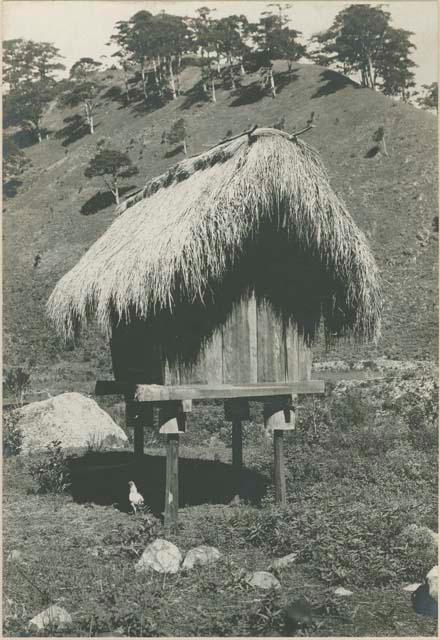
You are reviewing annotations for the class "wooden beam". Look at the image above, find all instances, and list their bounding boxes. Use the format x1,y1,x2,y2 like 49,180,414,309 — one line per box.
135,381,324,402
164,434,179,532
96,380,324,400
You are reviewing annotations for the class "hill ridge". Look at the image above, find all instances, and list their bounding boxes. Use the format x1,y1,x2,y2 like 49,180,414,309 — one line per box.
3,61,438,388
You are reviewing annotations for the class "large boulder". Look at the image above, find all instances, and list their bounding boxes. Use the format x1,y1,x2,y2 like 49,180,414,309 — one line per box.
13,392,128,453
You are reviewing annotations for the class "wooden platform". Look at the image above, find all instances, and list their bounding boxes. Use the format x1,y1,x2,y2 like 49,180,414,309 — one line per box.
95,380,325,401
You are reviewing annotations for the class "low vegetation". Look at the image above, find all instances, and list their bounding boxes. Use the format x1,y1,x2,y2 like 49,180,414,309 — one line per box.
3,370,437,636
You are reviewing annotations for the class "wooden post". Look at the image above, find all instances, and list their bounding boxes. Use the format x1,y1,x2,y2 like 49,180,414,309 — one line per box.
224,399,249,499
264,397,295,506
274,430,286,505
159,401,191,531
134,419,144,457
232,420,243,470
126,401,153,458
165,434,179,531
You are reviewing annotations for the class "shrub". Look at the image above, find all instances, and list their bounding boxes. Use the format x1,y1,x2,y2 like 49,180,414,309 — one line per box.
3,367,31,403
393,524,438,582
102,511,161,556
3,411,23,456
406,405,438,452
247,590,284,636
28,440,71,494
220,478,437,588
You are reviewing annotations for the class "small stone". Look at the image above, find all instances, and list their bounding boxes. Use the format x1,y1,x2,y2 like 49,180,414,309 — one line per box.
246,570,281,590
7,550,23,563
28,605,72,631
426,565,438,600
403,583,422,592
136,539,182,574
271,553,298,571
182,546,221,570
334,587,353,596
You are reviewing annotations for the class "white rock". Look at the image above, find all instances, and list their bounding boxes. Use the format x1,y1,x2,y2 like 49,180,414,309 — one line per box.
426,565,438,599
13,392,128,452
136,539,182,574
334,587,353,597
271,553,298,571
403,582,422,592
246,571,281,590
7,550,23,563
28,605,72,631
182,546,221,570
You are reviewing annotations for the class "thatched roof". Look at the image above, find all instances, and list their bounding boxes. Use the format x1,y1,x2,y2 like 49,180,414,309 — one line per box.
47,127,381,344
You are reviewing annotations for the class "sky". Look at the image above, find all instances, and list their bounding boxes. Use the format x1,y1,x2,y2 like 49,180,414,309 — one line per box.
2,1,438,88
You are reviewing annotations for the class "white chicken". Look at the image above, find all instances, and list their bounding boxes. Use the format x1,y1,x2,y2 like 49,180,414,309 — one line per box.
128,480,144,515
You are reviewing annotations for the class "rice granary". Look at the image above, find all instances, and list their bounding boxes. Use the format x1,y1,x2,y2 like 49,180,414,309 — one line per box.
48,126,382,528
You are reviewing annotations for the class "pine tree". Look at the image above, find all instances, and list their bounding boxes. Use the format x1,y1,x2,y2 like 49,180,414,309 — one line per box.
3,80,55,143
162,118,188,154
84,138,138,205
310,4,416,98
61,58,103,134
416,82,438,112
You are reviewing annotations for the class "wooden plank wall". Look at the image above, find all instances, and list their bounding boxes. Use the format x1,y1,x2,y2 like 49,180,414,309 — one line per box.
222,296,257,384
121,297,312,385
172,297,311,384
256,301,286,382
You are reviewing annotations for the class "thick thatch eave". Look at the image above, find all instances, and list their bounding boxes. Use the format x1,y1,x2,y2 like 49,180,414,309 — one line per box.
47,127,382,344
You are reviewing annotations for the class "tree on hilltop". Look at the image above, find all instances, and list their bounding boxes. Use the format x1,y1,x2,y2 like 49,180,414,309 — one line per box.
259,4,306,73
3,39,34,90
375,28,416,100
417,82,438,112
310,4,417,99
3,80,55,143
60,58,102,134
247,3,305,98
28,41,65,81
189,7,219,101
110,10,194,104
3,39,65,90
84,138,139,205
213,15,250,90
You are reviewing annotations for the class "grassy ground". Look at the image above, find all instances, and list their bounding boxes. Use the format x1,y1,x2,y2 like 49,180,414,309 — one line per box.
3,371,438,637
2,450,437,638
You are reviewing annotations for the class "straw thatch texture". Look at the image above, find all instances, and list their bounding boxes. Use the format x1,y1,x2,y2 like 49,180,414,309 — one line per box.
47,128,381,345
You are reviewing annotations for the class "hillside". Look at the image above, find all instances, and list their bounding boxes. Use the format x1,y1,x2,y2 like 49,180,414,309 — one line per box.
3,61,438,390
